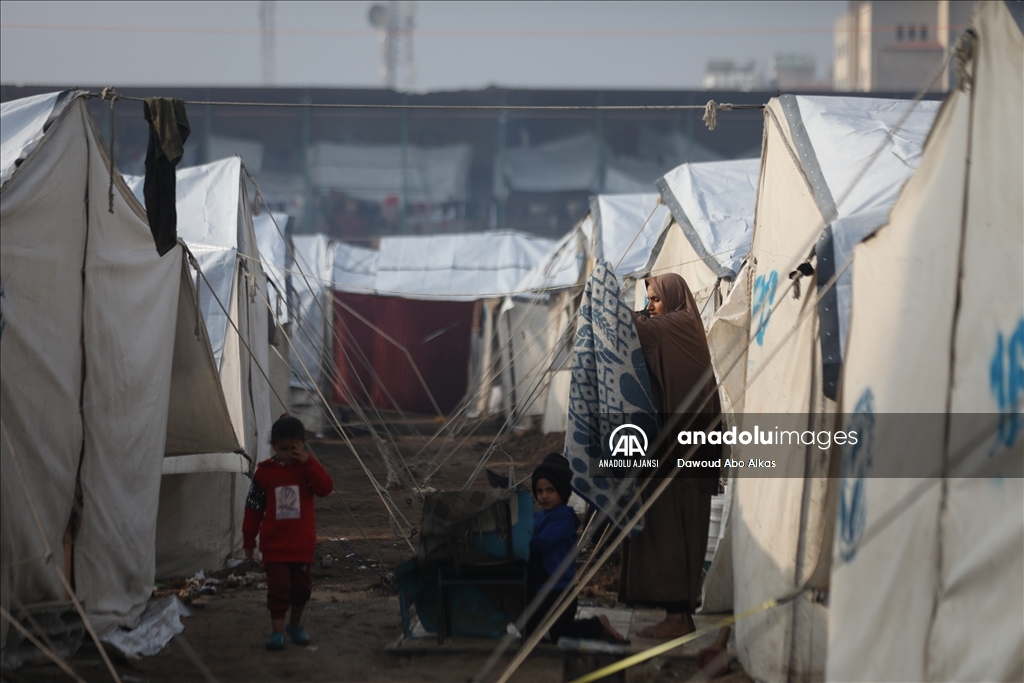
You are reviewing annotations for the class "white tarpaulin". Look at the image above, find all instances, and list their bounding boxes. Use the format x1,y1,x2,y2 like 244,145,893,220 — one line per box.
253,211,290,324
1,94,182,634
1,91,71,186
373,231,553,301
829,3,1024,682
100,596,191,659
798,95,940,399
591,193,670,281
308,141,472,204
630,158,760,324
654,158,761,280
332,240,380,295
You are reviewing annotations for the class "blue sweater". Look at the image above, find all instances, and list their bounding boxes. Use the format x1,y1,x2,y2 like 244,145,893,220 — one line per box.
529,505,579,591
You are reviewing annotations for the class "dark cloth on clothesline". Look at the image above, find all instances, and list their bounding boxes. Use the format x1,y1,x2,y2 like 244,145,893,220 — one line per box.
143,98,190,256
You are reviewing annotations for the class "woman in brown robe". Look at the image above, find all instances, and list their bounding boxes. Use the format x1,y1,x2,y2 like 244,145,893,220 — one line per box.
620,273,721,639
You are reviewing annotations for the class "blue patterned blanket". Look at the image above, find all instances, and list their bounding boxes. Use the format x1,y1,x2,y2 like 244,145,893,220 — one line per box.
564,262,658,537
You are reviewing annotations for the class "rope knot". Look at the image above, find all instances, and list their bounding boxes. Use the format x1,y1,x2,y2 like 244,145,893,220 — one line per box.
100,88,121,214
702,101,733,131
953,29,977,92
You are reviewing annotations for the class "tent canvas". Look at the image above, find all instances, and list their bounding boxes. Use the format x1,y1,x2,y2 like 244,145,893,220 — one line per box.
829,3,1023,681
704,93,938,681
128,157,275,576
502,217,595,432
0,93,235,635
252,211,292,418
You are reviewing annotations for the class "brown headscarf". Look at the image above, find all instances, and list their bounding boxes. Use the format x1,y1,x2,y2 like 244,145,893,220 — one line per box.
633,273,721,491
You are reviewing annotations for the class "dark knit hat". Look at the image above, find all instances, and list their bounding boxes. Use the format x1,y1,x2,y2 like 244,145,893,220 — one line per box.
532,453,573,505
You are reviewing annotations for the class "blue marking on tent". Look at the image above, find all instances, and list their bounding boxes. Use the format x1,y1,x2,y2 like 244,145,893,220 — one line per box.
751,270,778,346
838,388,875,563
990,317,1024,451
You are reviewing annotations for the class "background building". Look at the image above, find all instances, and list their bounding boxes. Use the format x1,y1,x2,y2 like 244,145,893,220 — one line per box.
833,0,976,92
702,61,766,91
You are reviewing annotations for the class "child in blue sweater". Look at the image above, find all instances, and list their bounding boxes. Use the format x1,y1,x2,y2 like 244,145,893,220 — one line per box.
526,453,624,643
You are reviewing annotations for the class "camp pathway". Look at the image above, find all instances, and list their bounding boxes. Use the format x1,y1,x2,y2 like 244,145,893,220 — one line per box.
9,429,742,682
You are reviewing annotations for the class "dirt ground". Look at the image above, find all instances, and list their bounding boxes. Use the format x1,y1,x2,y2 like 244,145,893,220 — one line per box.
3,426,748,683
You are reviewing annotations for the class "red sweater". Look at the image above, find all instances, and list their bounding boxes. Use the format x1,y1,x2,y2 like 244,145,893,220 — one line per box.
242,456,334,564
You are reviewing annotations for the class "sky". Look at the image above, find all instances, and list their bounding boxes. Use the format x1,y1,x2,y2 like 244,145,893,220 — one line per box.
0,1,846,91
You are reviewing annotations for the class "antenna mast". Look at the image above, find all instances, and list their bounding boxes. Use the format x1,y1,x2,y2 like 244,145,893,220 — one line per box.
369,2,416,91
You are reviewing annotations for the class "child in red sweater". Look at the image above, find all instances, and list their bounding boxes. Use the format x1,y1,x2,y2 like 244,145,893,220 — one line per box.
243,415,334,651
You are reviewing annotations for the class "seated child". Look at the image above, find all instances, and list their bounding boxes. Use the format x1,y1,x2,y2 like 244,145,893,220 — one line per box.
243,415,334,651
526,453,624,643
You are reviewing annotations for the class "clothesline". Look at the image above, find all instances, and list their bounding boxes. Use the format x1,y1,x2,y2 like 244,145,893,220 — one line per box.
88,89,765,113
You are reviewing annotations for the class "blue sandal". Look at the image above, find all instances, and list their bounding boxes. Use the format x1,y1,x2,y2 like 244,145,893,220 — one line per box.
286,624,311,646
265,632,286,651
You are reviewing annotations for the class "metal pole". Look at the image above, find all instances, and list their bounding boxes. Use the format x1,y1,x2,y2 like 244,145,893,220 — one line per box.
203,91,213,164
494,107,508,230
594,94,606,193
301,93,312,233
400,104,409,233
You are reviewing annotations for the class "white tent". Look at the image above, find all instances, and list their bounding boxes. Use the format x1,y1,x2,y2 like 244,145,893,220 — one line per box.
368,231,554,301
499,195,669,431
287,234,337,433
126,157,274,576
828,3,1023,681
701,93,940,681
630,158,760,319
0,92,235,635
252,212,292,418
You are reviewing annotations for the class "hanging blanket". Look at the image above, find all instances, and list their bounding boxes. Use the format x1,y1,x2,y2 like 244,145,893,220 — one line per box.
565,262,658,537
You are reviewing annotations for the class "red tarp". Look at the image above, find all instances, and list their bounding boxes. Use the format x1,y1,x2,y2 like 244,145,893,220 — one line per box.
332,292,474,415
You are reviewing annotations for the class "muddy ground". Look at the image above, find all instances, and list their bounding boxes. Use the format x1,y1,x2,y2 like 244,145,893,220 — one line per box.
4,426,749,683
